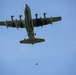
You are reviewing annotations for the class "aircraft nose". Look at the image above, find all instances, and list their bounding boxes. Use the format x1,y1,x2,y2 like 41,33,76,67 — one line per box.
25,4,28,7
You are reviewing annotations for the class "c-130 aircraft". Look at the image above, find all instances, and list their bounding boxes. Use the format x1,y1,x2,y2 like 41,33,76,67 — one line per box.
0,4,61,44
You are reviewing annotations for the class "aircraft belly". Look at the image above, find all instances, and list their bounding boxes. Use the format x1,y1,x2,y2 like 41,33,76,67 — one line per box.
25,20,33,31
25,14,33,31
25,16,34,38
24,5,34,39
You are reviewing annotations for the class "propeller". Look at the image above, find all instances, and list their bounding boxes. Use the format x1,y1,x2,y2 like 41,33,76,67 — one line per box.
35,14,38,19
11,15,16,27
19,15,24,28
43,13,47,18
19,15,22,21
11,15,14,21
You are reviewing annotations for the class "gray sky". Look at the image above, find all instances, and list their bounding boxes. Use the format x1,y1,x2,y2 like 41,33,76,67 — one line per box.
0,0,76,75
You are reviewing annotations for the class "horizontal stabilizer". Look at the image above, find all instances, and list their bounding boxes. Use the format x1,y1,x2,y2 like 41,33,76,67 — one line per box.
20,38,45,44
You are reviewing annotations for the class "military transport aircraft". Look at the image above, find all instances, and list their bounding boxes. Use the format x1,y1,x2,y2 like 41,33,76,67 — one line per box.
0,4,61,44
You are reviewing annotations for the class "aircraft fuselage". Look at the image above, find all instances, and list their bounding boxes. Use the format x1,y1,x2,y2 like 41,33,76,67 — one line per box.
19,4,45,44
24,4,34,39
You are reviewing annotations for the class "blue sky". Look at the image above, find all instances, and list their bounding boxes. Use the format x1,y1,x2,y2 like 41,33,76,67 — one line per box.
0,0,76,75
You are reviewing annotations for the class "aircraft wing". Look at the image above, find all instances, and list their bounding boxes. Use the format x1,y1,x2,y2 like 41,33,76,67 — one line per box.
33,16,62,27
0,20,25,28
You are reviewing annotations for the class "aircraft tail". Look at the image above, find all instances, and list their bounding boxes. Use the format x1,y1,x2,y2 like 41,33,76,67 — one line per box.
20,38,45,44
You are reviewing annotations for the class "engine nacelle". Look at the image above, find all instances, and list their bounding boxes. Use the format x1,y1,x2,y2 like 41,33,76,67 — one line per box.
19,15,22,21
11,15,14,21
11,15,15,27
43,13,47,19
35,14,38,19
20,22,23,28
19,15,23,28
